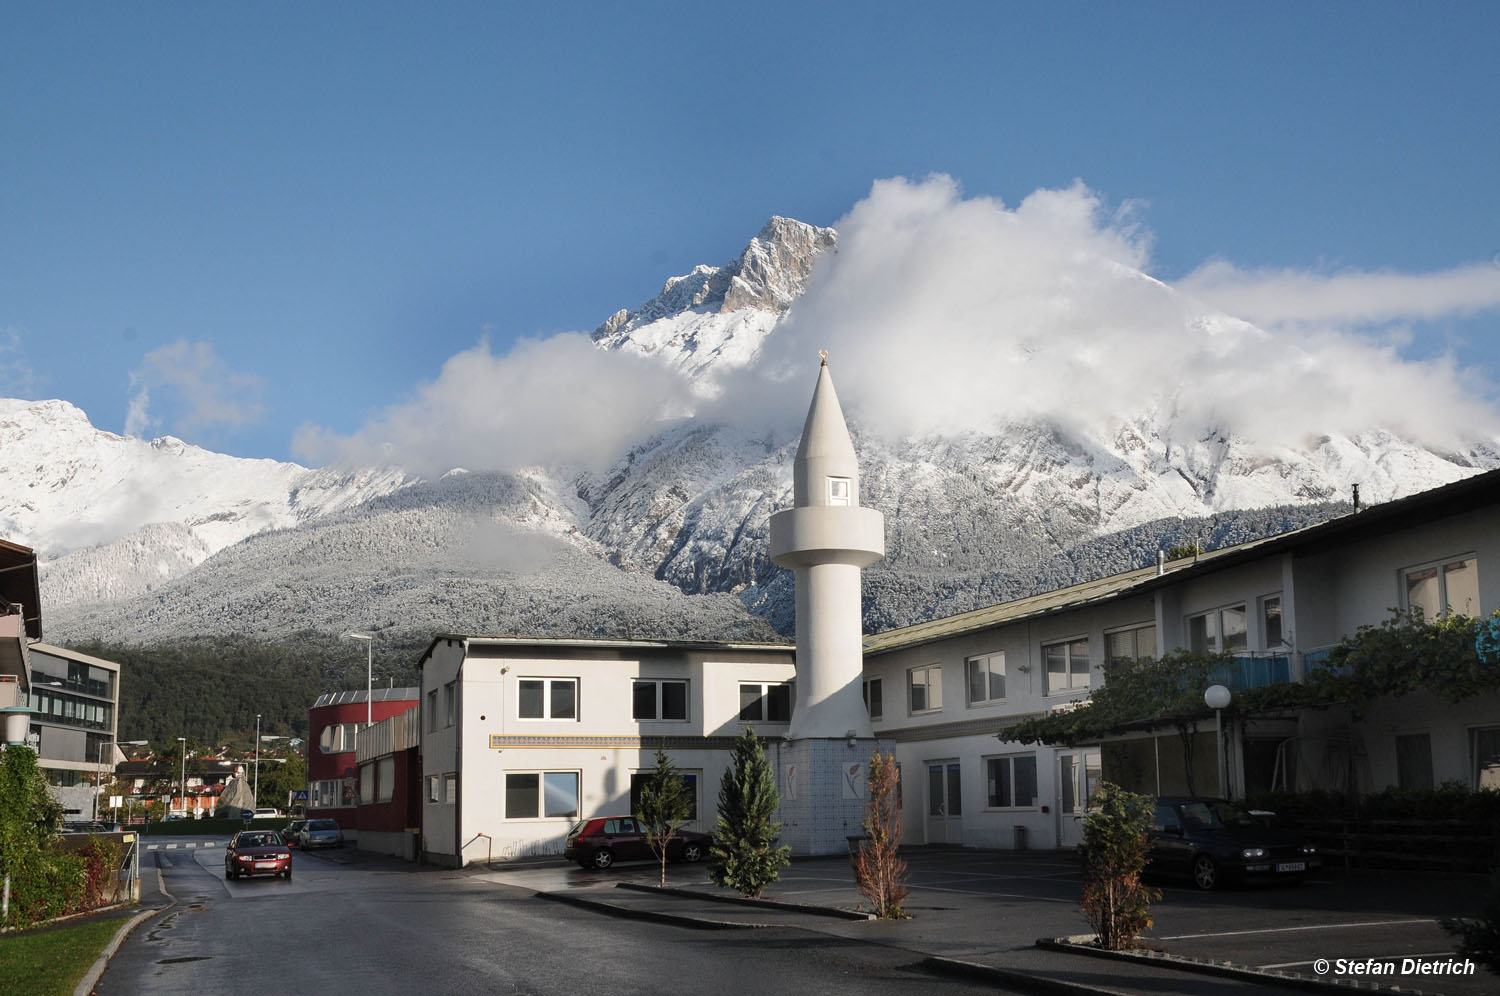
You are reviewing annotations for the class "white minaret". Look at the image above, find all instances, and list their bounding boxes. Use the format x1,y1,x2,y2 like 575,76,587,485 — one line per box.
769,355,885,741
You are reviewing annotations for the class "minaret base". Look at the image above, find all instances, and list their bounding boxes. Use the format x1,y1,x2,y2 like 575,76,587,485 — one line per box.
774,736,896,856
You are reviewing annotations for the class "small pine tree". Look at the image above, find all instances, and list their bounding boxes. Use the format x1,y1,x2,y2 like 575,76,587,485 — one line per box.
852,752,908,918
1079,782,1160,950
636,749,694,888
708,728,789,898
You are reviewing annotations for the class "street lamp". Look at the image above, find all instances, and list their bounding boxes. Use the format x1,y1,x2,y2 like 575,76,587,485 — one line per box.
253,713,261,809
177,737,187,817
1204,684,1232,799
347,632,374,727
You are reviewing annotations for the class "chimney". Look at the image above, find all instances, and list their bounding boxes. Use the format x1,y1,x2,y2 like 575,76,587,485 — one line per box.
1352,484,1360,514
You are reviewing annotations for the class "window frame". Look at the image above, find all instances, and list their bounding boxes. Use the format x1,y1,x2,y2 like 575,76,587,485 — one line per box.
907,663,943,715
863,676,883,720
985,753,1040,810
1471,725,1500,791
1186,604,1249,655
516,677,579,721
1401,554,1480,621
1259,594,1285,648
632,678,690,722
1043,638,1091,695
628,769,702,822
965,652,1006,707
503,769,581,820
738,681,792,724
1104,623,1157,663
443,680,457,727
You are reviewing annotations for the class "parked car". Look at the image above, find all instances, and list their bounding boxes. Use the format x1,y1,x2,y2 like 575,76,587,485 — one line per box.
563,816,712,870
298,818,344,849
61,820,123,834
162,812,188,822
251,807,281,820
224,830,292,881
284,818,308,845
1147,797,1321,890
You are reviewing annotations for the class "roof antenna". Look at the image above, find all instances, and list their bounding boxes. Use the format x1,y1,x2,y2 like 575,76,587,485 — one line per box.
1352,483,1360,514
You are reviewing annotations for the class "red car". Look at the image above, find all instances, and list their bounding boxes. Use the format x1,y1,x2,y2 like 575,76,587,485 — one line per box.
225,830,293,881
563,816,711,870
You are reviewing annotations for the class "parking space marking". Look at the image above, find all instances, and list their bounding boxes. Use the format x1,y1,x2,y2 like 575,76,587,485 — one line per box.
1154,918,1433,940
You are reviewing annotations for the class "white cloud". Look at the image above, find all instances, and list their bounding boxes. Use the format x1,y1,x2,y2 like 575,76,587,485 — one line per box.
712,175,1500,452
0,328,38,397
125,340,266,440
292,333,694,476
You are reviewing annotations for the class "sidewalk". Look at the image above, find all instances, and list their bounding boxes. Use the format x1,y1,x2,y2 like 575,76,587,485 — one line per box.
480,849,1491,996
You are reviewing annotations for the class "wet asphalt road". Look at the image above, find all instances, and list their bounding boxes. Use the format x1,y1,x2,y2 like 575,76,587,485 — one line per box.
97,837,1019,996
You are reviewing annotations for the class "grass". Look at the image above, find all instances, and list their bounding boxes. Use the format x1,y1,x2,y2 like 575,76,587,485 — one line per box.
0,916,126,996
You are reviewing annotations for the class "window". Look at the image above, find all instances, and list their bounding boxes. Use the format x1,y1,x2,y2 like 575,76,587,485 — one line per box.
1261,595,1284,647
1187,605,1248,654
1403,556,1479,620
376,756,395,803
739,682,792,723
319,723,360,754
359,763,375,805
311,779,345,809
427,774,441,803
518,678,578,720
908,664,942,713
986,755,1038,808
827,477,851,506
632,679,688,721
629,771,700,821
444,681,457,727
1105,624,1156,663
965,653,1005,705
504,771,580,819
1044,640,1091,694
1395,733,1433,791
1473,727,1500,791
444,772,457,803
863,677,883,720
427,689,439,732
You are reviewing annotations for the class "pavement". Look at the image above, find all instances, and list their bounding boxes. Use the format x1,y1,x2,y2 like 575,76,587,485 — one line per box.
476,848,1496,996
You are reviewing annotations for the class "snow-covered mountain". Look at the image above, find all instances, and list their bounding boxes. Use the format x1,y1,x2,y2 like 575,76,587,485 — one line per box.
15,214,1500,646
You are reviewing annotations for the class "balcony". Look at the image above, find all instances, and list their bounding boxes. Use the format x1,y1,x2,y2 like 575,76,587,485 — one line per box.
1206,653,1292,692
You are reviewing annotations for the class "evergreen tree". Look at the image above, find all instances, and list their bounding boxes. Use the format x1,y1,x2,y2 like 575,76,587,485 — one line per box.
708,728,789,898
636,749,693,887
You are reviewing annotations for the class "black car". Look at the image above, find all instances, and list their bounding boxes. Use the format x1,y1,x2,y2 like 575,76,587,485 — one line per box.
1147,797,1320,890
563,816,712,870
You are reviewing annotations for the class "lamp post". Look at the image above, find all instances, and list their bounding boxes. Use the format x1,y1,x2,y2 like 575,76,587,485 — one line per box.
253,713,261,809
1204,684,1232,799
347,632,374,727
177,737,187,817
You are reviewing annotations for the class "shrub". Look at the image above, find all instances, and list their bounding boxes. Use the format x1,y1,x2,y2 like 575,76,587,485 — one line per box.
1079,782,1160,951
1440,870,1500,976
708,729,789,898
851,752,908,919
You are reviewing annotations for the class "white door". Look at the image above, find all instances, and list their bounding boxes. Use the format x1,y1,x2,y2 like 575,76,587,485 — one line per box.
1057,749,1102,848
925,762,962,844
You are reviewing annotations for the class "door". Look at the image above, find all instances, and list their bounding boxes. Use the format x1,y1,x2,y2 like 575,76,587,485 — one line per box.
925,762,962,844
1057,749,1101,848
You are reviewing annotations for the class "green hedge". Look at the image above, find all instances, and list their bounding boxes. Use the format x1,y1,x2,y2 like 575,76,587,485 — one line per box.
142,818,288,836
1247,785,1500,823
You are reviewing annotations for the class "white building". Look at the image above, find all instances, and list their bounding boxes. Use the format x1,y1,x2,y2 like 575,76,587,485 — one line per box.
863,466,1500,851
418,636,794,866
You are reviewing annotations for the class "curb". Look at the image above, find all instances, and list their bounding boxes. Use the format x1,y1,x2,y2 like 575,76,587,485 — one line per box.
533,890,759,930
74,865,176,996
613,882,874,921
1034,938,1445,996
919,955,1134,996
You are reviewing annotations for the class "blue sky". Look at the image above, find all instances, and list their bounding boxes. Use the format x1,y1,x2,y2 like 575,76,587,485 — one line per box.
3,2,1498,464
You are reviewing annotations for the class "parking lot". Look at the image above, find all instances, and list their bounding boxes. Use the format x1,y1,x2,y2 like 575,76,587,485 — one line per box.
485,848,1494,995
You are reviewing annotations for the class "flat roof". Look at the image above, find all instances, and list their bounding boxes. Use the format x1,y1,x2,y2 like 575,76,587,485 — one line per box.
30,643,122,671
311,688,421,709
420,634,794,667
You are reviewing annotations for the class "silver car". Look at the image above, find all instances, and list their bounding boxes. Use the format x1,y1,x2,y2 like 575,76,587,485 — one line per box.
297,818,345,849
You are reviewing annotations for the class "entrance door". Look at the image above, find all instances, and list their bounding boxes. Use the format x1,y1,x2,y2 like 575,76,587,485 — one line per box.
926,762,962,844
1057,749,1101,848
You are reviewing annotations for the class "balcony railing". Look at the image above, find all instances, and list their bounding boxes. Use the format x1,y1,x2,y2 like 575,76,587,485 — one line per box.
1206,653,1291,692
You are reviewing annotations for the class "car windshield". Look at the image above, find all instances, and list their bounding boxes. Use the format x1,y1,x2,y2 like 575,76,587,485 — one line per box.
240,833,279,847
1178,800,1263,830
309,820,338,830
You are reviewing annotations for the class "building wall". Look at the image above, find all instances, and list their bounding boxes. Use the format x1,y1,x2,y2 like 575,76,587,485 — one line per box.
26,644,119,817
307,694,419,822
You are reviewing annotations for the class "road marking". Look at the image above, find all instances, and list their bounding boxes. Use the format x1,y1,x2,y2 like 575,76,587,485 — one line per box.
1154,918,1433,940
1259,951,1455,970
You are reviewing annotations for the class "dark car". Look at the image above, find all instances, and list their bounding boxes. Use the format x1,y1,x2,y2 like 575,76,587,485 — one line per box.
225,830,292,881
1147,797,1320,890
284,819,308,846
563,816,712,870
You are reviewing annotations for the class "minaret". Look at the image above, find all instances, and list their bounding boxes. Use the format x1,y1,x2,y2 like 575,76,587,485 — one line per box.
770,355,885,741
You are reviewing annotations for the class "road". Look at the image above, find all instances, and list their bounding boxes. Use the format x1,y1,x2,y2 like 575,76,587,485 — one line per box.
99,837,1021,996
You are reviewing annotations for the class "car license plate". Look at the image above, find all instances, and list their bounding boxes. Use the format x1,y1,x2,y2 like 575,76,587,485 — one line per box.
255,861,278,869
1276,861,1305,872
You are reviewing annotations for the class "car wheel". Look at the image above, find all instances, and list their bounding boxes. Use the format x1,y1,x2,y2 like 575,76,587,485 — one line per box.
680,842,704,863
1192,854,1219,891
225,867,233,881
284,870,292,882
590,848,615,870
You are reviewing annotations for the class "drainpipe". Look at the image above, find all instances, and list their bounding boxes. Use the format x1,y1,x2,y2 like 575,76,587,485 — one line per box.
1157,550,1165,577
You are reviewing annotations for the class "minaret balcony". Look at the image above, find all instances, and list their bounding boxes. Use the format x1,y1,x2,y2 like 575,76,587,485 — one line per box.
769,505,885,568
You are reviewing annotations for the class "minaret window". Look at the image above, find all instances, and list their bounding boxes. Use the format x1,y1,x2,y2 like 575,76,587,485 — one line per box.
827,477,851,506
